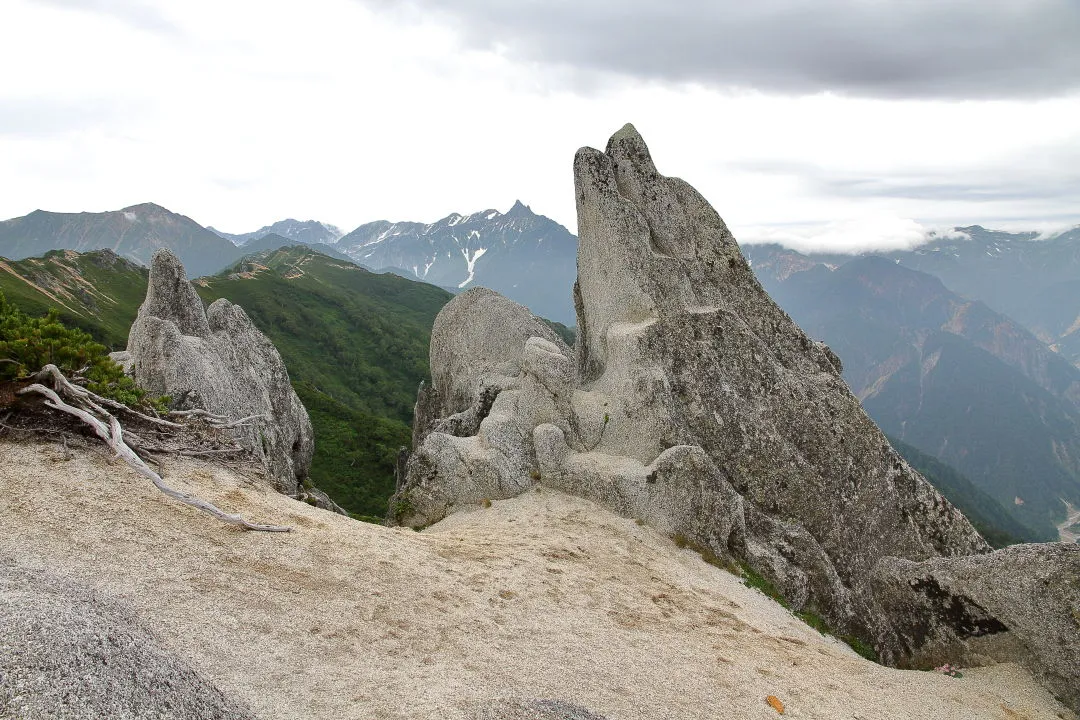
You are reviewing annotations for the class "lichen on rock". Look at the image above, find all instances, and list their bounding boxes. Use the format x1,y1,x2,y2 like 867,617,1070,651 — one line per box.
0,557,258,720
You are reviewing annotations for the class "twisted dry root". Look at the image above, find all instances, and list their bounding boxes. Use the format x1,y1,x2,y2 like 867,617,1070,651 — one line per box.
17,366,290,533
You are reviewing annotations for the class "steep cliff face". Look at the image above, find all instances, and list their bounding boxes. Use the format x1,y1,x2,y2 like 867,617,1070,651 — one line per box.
392,125,1079,707
569,124,987,581
123,249,313,493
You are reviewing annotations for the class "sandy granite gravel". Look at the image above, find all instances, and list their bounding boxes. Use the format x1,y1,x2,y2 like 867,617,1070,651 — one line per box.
0,436,1074,720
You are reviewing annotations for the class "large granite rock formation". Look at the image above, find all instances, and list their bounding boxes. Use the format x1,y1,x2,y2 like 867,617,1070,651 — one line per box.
392,124,1080,708
396,287,572,521
123,249,313,494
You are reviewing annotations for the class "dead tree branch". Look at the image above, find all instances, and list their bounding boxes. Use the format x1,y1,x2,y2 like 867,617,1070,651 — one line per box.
16,377,290,533
32,365,184,429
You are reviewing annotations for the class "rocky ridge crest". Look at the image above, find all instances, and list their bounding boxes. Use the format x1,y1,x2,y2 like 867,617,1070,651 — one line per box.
391,125,1080,709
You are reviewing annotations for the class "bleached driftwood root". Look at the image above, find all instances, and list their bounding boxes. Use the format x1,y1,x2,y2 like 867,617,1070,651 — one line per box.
17,366,290,533
32,364,184,428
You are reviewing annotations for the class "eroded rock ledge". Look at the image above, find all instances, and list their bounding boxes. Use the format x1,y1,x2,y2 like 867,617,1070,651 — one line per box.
391,124,1080,710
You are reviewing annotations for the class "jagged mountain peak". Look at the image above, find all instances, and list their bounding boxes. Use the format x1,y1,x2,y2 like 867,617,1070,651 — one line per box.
505,199,533,217
334,202,578,323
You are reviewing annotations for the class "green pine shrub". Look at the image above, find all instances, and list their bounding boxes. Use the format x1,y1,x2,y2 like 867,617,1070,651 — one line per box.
0,289,162,409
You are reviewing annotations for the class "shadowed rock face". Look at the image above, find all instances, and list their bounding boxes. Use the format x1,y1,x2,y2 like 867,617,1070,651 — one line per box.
871,543,1080,711
392,125,1079,706
124,249,313,493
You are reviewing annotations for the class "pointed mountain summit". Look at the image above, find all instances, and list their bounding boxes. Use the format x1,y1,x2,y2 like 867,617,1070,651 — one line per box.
504,199,533,217
334,201,577,323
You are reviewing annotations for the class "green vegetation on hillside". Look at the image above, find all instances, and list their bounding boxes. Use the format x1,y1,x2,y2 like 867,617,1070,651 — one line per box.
0,249,148,350
542,318,576,346
199,248,451,422
0,246,448,518
889,435,1032,546
197,248,453,516
0,288,157,408
295,383,410,516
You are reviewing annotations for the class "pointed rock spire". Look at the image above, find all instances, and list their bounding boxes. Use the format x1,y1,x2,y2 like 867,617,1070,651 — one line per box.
126,249,313,493
391,125,1079,708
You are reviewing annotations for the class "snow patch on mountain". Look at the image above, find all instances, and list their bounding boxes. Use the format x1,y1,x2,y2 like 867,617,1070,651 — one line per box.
333,202,578,323
458,247,487,288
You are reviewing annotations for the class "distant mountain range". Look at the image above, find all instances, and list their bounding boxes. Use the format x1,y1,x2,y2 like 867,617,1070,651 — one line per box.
218,202,580,323
0,201,578,324
210,219,344,247
0,203,239,279
747,225,1080,365
5,199,1080,537
237,233,354,263
745,243,1080,540
0,246,1027,542
332,200,578,324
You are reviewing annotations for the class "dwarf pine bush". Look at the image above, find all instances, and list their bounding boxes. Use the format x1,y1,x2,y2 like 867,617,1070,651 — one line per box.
0,289,158,408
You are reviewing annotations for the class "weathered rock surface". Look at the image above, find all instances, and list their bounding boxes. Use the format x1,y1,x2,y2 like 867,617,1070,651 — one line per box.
477,698,609,720
392,124,1079,708
298,486,349,515
394,287,571,523
871,543,1080,710
0,557,258,720
124,249,313,493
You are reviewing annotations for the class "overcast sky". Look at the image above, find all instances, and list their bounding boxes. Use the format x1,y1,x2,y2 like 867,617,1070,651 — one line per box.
2,0,1078,252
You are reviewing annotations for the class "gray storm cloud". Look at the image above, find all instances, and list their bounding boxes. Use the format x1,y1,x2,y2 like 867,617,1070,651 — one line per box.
366,0,1080,99
734,155,1080,204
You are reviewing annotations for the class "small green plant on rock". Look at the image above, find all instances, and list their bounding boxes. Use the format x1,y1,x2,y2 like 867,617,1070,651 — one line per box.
670,533,741,574
389,495,414,522
735,558,879,662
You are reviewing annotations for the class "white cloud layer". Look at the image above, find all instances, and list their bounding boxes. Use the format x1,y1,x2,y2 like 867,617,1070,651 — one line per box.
741,216,934,254
0,0,1077,253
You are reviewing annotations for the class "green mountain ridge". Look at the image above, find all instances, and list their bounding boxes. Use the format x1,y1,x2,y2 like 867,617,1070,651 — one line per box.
0,245,451,517
0,249,147,350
